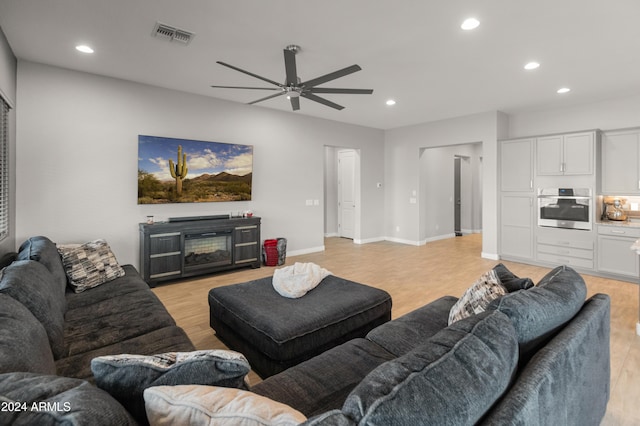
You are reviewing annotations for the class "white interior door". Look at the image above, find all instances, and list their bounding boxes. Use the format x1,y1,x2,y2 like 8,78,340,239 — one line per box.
338,150,356,239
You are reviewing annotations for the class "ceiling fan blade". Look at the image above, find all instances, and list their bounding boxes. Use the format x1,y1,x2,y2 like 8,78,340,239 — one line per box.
290,96,300,111
210,85,281,90
247,91,286,105
308,88,373,95
283,49,298,87
217,61,283,87
301,92,344,110
301,65,362,88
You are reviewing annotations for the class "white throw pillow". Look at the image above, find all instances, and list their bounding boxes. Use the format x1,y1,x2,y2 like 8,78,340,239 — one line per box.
448,269,506,325
143,385,307,426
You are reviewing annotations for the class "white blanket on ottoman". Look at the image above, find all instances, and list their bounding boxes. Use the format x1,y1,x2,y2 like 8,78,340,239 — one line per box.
272,262,332,298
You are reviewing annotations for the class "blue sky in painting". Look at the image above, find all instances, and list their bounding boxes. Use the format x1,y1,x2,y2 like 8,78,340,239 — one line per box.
138,135,253,182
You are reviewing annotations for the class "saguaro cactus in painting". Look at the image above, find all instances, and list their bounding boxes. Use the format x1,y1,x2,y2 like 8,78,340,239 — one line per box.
169,145,188,196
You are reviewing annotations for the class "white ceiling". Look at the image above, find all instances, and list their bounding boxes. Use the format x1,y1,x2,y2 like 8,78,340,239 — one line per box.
1,0,640,130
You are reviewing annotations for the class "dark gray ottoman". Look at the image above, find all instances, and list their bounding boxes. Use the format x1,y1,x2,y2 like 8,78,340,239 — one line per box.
208,275,392,378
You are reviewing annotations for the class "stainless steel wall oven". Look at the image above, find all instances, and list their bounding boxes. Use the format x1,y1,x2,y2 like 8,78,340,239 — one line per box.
538,188,592,230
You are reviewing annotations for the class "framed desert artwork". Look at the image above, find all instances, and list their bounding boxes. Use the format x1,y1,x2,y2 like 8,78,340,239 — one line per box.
137,135,253,204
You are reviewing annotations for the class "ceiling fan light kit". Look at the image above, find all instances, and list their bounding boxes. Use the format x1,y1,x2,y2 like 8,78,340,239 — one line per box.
211,44,373,111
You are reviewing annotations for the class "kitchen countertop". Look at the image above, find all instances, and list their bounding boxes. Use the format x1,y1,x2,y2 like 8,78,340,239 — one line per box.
597,218,640,228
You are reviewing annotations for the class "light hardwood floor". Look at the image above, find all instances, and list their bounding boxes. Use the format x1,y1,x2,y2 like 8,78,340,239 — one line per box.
152,234,640,425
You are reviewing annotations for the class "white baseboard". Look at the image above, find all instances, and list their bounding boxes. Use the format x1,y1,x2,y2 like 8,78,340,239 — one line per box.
354,236,386,245
421,233,456,245
324,232,339,238
384,236,422,246
481,252,500,260
287,246,325,257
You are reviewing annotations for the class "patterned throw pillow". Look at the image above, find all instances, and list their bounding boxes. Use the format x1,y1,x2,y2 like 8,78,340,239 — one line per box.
57,239,125,293
91,350,252,424
448,269,506,325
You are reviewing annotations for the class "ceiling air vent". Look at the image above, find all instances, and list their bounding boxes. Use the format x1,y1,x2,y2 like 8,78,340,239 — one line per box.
152,22,195,45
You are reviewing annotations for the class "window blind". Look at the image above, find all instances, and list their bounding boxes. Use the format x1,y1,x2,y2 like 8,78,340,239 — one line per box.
0,97,9,241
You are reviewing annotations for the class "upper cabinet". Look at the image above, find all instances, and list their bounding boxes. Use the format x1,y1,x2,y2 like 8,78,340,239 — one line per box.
601,127,640,194
500,138,534,192
536,131,595,176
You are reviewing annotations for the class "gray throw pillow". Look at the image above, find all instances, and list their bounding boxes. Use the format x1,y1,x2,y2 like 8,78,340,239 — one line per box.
492,263,534,292
0,294,56,375
0,260,66,359
342,310,518,425
91,349,251,424
0,372,136,426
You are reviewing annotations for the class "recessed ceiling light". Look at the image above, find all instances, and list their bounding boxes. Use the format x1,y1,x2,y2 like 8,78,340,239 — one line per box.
557,87,571,94
386,99,396,106
461,18,480,30
524,62,540,70
75,45,94,54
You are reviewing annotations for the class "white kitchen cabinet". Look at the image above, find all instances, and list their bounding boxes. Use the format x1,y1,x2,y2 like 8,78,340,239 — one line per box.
597,225,640,278
536,131,595,176
536,227,595,270
500,138,534,192
601,128,640,194
499,138,534,260
500,194,534,259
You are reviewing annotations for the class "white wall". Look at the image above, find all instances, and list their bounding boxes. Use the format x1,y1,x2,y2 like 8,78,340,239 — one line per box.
508,94,640,137
384,111,501,258
15,61,385,266
0,27,16,254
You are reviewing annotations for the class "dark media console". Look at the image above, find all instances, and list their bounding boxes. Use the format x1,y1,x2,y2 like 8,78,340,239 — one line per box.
139,216,261,286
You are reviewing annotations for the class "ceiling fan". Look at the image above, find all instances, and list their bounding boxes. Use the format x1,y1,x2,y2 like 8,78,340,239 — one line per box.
211,45,373,111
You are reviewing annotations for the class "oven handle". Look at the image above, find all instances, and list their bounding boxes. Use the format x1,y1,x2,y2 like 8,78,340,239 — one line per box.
537,195,592,200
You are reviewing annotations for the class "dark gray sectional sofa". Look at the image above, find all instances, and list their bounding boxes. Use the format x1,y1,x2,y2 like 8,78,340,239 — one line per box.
0,235,611,425
251,265,611,425
0,236,195,425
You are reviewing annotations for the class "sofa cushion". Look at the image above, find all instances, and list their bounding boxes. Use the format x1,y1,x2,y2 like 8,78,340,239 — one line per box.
57,239,125,293
91,349,250,424
0,372,136,426
0,294,56,375
0,260,66,359
63,283,177,357
64,264,148,310
144,385,307,426
487,265,587,363
365,295,457,357
252,338,397,418
17,236,68,307
448,269,506,325
492,263,534,292
341,310,518,426
56,326,195,381
303,410,357,425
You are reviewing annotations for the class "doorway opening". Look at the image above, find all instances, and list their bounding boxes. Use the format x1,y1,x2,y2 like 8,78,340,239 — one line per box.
323,146,361,242
419,143,482,245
